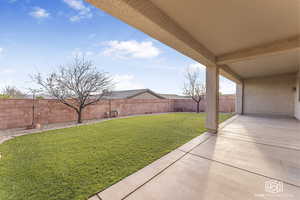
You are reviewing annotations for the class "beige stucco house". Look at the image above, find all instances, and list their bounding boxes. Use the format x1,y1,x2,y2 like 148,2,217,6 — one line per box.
86,1,300,199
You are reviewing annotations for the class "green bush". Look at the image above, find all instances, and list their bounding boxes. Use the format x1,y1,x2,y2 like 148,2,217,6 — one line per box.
0,94,11,99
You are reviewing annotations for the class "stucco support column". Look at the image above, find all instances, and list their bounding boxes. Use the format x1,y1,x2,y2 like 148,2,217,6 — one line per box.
205,65,219,133
235,81,244,115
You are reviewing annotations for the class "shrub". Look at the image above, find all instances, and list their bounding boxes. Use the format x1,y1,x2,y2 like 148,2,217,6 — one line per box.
0,94,10,99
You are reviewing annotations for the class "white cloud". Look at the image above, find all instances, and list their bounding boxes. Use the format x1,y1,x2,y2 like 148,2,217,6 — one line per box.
29,7,50,19
220,77,236,94
182,63,206,87
113,74,144,90
187,63,206,73
71,48,94,57
102,40,161,59
0,48,5,58
63,0,93,22
63,0,86,10
0,68,16,74
85,51,94,56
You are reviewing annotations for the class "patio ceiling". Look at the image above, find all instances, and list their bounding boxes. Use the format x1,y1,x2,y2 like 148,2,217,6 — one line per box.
87,0,300,81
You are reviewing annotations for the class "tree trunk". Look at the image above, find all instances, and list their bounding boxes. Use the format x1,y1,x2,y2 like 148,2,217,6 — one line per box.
196,102,200,113
77,108,83,124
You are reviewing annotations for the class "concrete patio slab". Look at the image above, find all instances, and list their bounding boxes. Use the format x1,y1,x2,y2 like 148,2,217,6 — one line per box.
190,136,300,186
177,132,212,152
220,115,300,150
125,155,300,200
88,195,101,200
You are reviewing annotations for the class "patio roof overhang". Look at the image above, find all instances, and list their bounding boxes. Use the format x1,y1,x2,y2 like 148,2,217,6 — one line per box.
86,0,300,82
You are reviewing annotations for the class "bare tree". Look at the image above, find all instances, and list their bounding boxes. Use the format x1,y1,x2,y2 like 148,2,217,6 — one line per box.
183,68,206,113
2,86,26,98
33,57,113,123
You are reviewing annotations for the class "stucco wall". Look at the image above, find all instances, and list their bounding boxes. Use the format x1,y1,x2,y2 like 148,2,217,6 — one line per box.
243,74,296,117
173,96,235,113
0,99,172,130
0,97,235,130
295,70,300,120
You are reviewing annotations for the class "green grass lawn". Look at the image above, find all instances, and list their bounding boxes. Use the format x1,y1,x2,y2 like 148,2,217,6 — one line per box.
0,113,233,200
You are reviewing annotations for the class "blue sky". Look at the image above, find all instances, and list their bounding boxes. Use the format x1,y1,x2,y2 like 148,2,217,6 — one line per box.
0,0,235,95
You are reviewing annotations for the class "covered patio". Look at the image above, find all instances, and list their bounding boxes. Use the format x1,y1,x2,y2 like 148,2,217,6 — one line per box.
86,0,300,199
87,0,300,133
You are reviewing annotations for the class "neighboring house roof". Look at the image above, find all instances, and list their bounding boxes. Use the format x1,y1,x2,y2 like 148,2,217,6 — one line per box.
103,89,166,99
159,94,191,99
